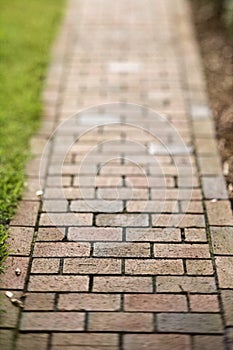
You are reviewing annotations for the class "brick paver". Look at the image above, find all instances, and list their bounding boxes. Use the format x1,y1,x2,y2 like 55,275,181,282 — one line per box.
0,0,232,349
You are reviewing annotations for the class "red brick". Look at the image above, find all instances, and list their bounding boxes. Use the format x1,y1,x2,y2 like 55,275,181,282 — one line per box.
74,176,123,187
126,200,179,213
40,213,93,226
10,201,39,226
211,226,233,255
0,291,21,328
154,243,210,258
37,227,66,241
149,165,194,176
93,242,150,257
184,228,207,242
6,227,34,256
100,165,146,175
124,334,191,350
42,200,68,212
186,259,214,275
20,312,85,331
125,176,175,188
125,259,183,275
96,214,149,227
29,275,89,292
88,312,153,332
221,290,233,326
0,330,14,350
97,188,149,200
31,258,60,273
68,227,122,241
189,294,220,312
152,214,205,227
52,333,118,347
124,294,187,312
44,187,95,199
0,256,29,290
63,257,121,274
216,257,233,288
156,276,216,293
58,293,120,311
24,293,55,310
16,333,49,350
177,177,199,188
33,242,90,257
193,336,224,350
151,189,201,200
47,175,71,187
205,200,233,226
126,228,181,242
93,276,152,292
157,313,222,333
180,201,203,213
70,199,123,212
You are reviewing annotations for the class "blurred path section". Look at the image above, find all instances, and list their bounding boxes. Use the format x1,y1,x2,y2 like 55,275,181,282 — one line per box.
1,0,232,349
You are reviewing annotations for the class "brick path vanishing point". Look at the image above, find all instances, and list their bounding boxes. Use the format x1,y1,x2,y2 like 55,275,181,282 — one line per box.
1,0,233,349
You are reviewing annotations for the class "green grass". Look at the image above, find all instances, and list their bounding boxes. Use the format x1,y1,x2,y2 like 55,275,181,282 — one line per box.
0,0,65,271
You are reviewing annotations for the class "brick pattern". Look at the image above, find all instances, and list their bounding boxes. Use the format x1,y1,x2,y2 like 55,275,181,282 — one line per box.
1,0,232,349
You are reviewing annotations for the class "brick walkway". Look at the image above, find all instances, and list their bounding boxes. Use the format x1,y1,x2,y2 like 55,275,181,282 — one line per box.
1,0,233,349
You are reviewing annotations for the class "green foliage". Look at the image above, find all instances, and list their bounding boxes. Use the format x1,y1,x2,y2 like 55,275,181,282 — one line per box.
225,0,233,31
0,0,65,268
198,0,233,32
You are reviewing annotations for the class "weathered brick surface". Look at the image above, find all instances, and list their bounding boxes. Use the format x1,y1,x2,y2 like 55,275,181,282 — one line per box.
186,259,214,275
211,226,233,255
154,243,210,258
58,293,120,311
0,257,29,290
68,227,122,241
33,242,90,257
202,176,228,199
16,333,49,350
20,312,85,331
40,213,93,226
63,257,121,274
126,227,181,242
0,291,21,328
31,258,60,273
10,201,40,226
189,294,220,312
52,333,119,347
125,259,183,275
24,293,55,310
28,275,89,292
206,200,233,226
216,257,233,288
0,330,14,350
124,294,187,312
221,290,233,326
4,0,231,347
123,334,191,350
157,313,223,333
6,227,34,256
96,214,149,227
151,188,202,200
193,336,224,350
93,242,150,257
93,276,152,293
37,227,66,241
184,228,207,242
156,276,216,293
126,200,179,213
88,312,153,332
152,214,205,227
